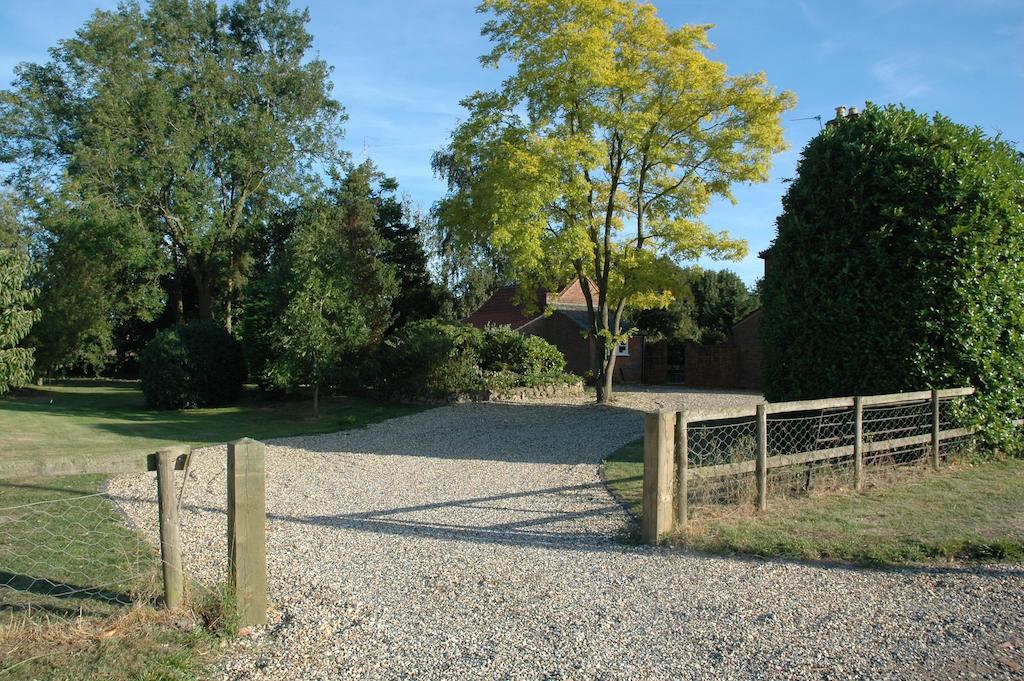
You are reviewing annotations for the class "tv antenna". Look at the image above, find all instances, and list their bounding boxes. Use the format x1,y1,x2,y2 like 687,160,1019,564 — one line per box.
791,114,824,130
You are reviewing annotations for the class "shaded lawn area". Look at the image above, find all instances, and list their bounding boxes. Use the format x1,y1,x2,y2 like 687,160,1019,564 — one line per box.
0,379,424,467
0,379,422,679
603,439,1024,565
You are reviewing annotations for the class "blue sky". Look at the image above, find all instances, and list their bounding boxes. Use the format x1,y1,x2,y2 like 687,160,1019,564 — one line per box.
2,0,1021,285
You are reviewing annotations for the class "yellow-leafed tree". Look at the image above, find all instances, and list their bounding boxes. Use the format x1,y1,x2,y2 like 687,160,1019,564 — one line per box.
435,0,795,402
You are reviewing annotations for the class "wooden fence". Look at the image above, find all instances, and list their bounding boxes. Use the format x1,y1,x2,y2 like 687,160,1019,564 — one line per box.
642,387,978,544
0,438,268,627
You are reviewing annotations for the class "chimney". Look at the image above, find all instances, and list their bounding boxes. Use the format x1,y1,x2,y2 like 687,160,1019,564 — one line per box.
835,105,848,119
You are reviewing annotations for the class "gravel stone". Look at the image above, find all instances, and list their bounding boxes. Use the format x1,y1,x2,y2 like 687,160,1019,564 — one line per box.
107,387,1024,680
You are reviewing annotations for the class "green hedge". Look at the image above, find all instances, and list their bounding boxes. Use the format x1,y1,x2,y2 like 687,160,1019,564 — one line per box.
140,321,247,409
761,104,1024,447
377,321,574,399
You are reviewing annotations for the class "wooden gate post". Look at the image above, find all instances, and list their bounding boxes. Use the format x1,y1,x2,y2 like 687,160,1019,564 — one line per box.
642,411,675,545
756,404,768,511
228,438,268,627
931,390,941,470
853,397,864,491
674,410,688,529
156,446,189,610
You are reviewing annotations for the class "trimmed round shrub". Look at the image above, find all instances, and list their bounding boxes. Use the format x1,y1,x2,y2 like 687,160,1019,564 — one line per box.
378,320,483,398
479,325,566,377
519,335,566,376
140,321,247,409
761,103,1024,446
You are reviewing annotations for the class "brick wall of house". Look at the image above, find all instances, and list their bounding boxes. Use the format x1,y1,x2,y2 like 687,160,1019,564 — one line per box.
519,314,592,376
552,279,597,306
520,314,648,383
683,309,763,390
683,342,738,389
731,309,763,390
612,335,644,383
643,340,668,384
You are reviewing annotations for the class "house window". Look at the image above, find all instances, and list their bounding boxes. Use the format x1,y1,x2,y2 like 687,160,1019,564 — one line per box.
616,341,630,357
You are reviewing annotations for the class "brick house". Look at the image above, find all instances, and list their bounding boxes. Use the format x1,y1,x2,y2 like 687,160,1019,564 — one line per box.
464,281,649,383
682,249,771,391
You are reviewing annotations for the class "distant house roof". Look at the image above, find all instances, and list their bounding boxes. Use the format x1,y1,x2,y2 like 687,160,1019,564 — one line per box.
463,280,597,330
549,304,591,330
463,285,544,330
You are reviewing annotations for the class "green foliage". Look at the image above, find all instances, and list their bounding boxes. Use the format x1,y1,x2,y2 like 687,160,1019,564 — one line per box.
632,264,755,341
479,325,567,376
378,320,484,399
378,321,572,399
242,162,397,405
0,247,39,394
691,269,759,335
697,328,728,346
435,0,793,401
1,0,345,333
375,187,442,328
29,204,164,376
761,104,1024,445
139,321,246,409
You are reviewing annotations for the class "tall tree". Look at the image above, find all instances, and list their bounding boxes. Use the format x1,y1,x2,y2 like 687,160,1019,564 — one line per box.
761,104,1024,444
248,161,397,417
0,0,345,331
0,199,38,393
374,184,440,329
691,268,759,335
435,0,794,402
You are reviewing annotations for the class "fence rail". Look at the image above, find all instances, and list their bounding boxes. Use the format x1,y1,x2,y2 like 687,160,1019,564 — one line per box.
642,387,979,544
0,440,268,627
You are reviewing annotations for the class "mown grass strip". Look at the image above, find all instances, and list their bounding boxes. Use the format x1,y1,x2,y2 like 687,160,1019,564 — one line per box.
603,439,1024,565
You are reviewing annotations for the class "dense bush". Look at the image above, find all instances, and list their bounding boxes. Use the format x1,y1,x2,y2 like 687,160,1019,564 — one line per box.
478,325,566,376
377,321,573,399
378,320,483,398
140,321,247,409
761,104,1024,446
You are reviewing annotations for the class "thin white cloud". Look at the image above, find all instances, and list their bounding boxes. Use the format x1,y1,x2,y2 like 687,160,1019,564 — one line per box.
817,39,845,57
871,55,931,99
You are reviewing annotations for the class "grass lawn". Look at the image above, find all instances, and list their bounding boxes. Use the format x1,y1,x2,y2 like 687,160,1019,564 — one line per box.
1,379,424,467
0,379,422,679
603,439,1024,565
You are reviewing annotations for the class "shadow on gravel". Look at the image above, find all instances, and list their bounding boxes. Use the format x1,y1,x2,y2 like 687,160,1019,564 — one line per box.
105,487,1024,576
276,401,645,465
108,480,633,552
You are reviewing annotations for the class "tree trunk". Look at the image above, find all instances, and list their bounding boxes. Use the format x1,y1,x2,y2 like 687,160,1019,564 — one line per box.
312,384,320,420
192,267,214,322
173,270,185,325
595,336,617,404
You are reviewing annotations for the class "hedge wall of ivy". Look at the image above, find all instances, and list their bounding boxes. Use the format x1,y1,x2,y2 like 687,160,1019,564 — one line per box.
761,104,1024,447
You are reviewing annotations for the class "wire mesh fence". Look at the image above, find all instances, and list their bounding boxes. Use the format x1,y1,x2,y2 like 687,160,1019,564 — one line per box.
0,481,161,621
0,440,268,634
674,389,978,524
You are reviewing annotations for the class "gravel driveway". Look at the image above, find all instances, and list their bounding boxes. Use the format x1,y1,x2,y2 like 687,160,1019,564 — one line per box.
108,387,1024,680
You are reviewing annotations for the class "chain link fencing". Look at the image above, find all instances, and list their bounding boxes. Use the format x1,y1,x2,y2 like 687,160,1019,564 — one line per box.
681,391,977,521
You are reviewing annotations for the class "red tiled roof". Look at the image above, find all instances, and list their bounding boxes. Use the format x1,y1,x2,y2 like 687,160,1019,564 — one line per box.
463,285,541,329
464,280,600,330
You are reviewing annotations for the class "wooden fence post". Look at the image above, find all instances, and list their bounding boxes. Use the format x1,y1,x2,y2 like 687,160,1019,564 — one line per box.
156,446,188,610
642,411,675,545
756,404,768,511
228,438,268,627
931,389,941,470
854,396,864,491
674,410,688,529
